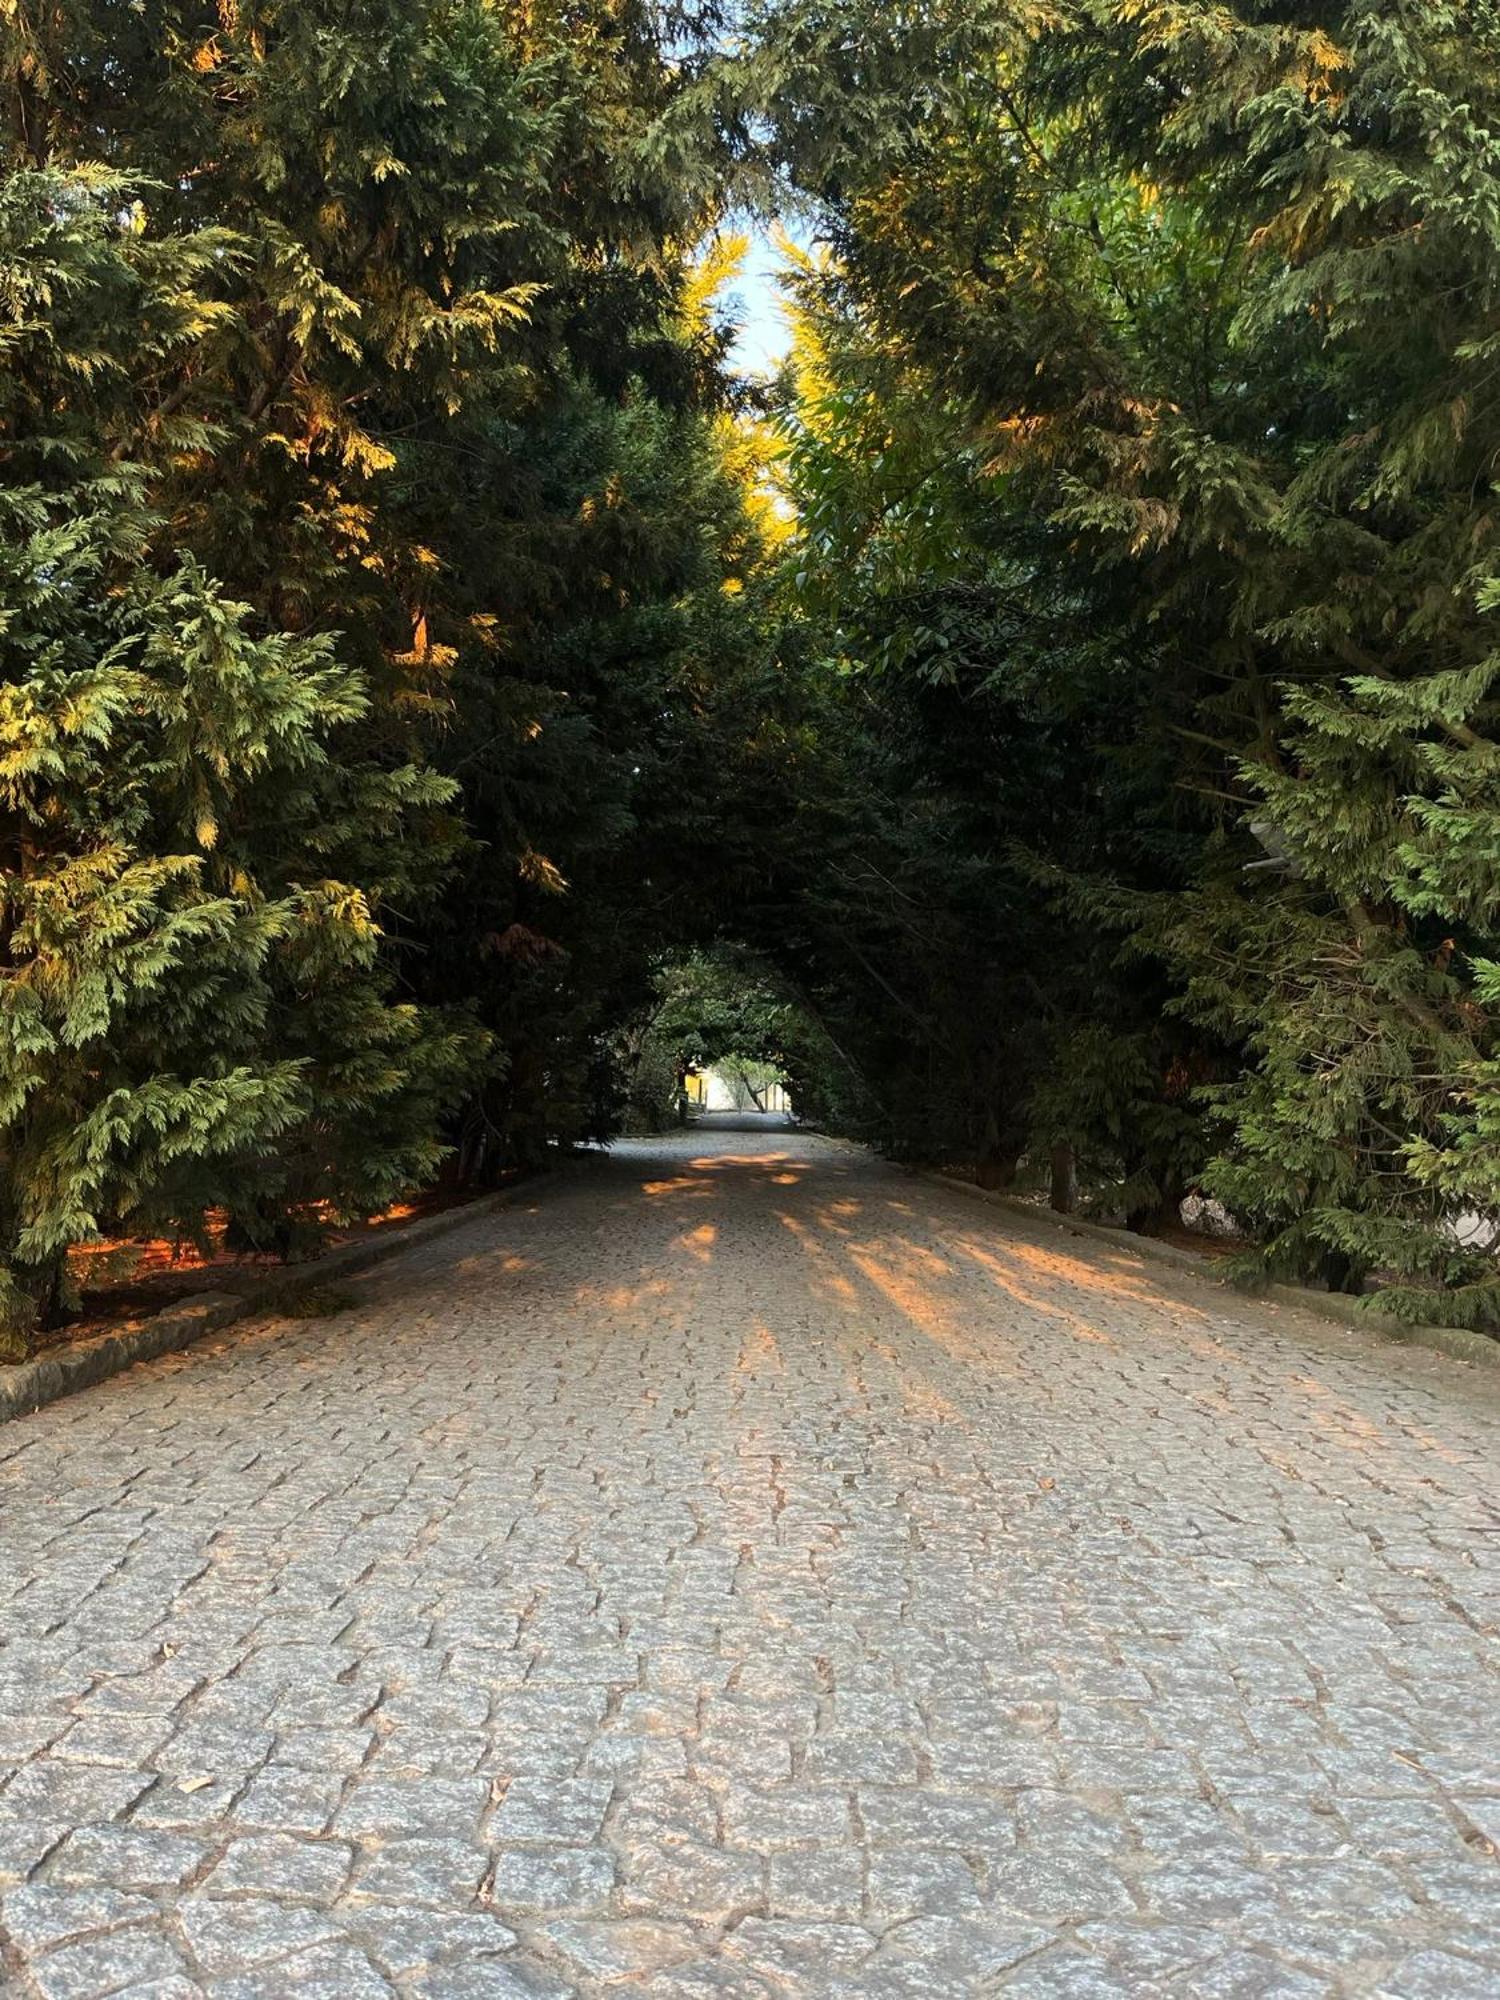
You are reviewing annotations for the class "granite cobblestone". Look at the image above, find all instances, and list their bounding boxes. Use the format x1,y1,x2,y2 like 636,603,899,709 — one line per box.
1,1124,1497,1995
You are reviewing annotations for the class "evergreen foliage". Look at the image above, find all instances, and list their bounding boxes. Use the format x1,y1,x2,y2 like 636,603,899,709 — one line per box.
747,0,1500,1324
619,949,853,1131
0,163,474,1342
0,0,749,1340
6,0,1500,1344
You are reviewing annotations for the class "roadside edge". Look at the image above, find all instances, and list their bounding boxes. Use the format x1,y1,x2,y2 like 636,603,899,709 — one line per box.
925,1172,1500,1369
0,1174,561,1425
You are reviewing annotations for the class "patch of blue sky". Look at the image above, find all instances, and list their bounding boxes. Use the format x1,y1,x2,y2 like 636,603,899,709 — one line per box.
725,221,795,377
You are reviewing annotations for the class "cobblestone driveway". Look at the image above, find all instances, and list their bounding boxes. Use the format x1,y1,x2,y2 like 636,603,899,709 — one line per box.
1,1124,1498,1998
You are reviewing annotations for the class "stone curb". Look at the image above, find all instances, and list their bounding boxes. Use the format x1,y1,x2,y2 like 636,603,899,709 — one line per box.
0,1175,556,1425
925,1172,1500,1369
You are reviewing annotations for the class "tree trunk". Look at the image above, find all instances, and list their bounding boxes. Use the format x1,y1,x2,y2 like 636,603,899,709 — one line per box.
1125,1168,1185,1237
1049,1142,1077,1215
2,1254,73,1361
1319,1247,1367,1296
976,1144,1022,1191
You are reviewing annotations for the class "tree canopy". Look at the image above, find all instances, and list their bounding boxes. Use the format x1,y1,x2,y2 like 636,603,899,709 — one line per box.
5,0,1500,1343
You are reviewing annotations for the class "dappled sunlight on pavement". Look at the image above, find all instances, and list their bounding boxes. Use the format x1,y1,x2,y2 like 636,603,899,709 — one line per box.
0,1127,1497,1996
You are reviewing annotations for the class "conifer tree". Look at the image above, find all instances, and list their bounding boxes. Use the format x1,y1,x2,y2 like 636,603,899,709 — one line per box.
2,0,780,1320
1109,0,1500,1319
0,167,474,1344
749,0,1500,1324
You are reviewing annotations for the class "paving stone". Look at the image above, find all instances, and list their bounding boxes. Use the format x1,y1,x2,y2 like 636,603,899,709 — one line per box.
273,1725,378,1772
0,1817,67,1886
2,1760,155,1822
999,1950,1137,1998
227,1764,344,1834
153,1721,274,1783
1,1126,1498,1996
1186,1949,1335,1997
350,1836,490,1905
1240,1914,1414,1978
212,1939,396,1998
45,1824,211,1891
270,1681,380,1729
371,1727,488,1778
722,1918,877,1979
803,1732,921,1782
1018,1793,1133,1862
538,1918,701,1982
583,1730,690,1781
834,1693,923,1734
928,1736,1060,1788
28,1929,190,2000
609,1777,718,1847
111,1978,205,2000
1268,1856,1417,1921
488,1778,611,1845
1233,1796,1352,1858
1414,1856,1500,1925
1376,1950,1500,1997
642,1963,779,1999
333,1775,488,1839
51,1719,172,1769
1132,1855,1282,1922
201,1833,354,1899
1072,1922,1221,1985
866,1846,981,1919
0,1883,161,1955
77,1667,201,1718
766,1846,865,1918
988,1853,1138,1923
128,1777,241,1830
345,1903,520,1977
175,1894,343,1972
871,1915,1052,1983
1454,1796,1500,1850
0,1716,68,1760
407,1960,577,2000
721,1785,852,1848
857,1787,1016,1849
379,1684,493,1731
614,1836,764,1918
1128,1798,1245,1863
1342,1795,1474,1858
489,1846,616,1914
